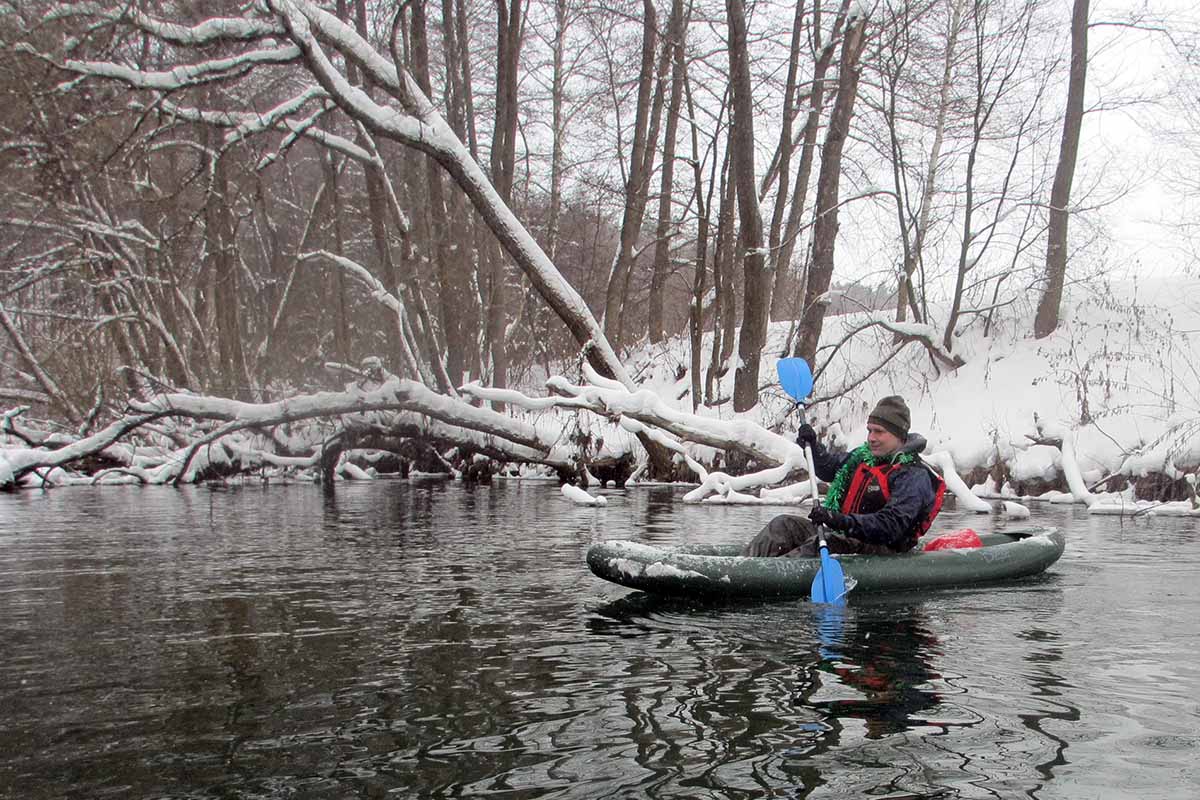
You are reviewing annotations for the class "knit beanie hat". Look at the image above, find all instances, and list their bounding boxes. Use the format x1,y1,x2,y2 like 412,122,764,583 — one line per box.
868,395,910,440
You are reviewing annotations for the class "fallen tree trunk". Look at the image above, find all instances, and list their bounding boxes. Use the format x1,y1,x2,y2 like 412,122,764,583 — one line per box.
1,411,168,488
1,376,568,489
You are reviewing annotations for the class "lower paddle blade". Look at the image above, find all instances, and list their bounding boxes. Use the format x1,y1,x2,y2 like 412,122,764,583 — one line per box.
810,548,847,605
776,358,813,403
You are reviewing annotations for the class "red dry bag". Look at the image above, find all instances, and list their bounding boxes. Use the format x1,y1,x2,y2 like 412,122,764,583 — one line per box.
922,528,983,551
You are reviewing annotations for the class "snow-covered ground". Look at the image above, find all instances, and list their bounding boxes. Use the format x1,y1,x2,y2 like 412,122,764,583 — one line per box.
548,276,1199,516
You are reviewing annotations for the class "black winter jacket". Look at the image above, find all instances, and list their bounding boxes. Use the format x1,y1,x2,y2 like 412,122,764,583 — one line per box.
809,435,937,552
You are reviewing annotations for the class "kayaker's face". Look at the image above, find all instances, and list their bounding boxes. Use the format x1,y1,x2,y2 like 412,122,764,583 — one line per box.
866,422,902,458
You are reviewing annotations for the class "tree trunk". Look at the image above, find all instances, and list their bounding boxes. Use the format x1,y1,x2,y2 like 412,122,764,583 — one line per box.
770,0,847,322
727,0,768,412
439,0,475,385
603,0,658,349
411,0,466,391
684,69,716,411
485,0,523,405
616,49,669,342
895,0,963,329
1034,0,1089,339
796,12,869,366
708,153,736,403
763,0,806,318
205,146,251,401
546,0,569,263
322,150,352,368
648,0,686,344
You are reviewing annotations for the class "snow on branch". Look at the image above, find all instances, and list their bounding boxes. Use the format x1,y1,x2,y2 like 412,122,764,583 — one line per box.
1,411,165,488
47,5,286,44
0,300,83,421
858,315,964,369
130,379,551,453
298,250,424,381
281,1,405,97
120,11,286,45
60,46,301,91
153,94,371,163
809,314,963,389
463,372,811,500
271,2,428,143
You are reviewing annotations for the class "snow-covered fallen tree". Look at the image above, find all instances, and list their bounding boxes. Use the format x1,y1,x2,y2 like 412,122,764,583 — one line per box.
463,363,1005,511
0,349,1047,516
0,376,571,489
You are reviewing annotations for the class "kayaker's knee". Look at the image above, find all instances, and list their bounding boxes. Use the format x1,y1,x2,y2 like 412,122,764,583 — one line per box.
742,514,818,557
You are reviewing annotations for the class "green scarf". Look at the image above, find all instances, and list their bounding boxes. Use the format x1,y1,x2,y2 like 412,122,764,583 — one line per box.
822,443,920,510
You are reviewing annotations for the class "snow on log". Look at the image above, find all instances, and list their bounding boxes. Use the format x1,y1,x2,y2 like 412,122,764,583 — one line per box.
338,461,373,480
0,412,164,488
487,374,798,466
130,378,552,453
466,373,812,500
562,483,607,506
1001,500,1031,520
467,368,851,501
1057,437,1151,515
2,373,581,488
757,483,813,505
922,451,992,512
1060,433,1096,508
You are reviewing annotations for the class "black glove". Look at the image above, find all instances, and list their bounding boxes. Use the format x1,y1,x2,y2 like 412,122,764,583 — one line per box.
809,505,851,531
795,423,817,449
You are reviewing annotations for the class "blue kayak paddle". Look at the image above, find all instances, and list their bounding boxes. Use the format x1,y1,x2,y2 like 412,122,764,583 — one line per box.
776,357,813,402
775,358,847,605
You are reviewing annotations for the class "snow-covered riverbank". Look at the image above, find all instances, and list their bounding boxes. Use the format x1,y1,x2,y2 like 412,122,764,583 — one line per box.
4,278,1198,520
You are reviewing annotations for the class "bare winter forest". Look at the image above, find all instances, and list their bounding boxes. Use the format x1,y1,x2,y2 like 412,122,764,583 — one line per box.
2,0,1198,490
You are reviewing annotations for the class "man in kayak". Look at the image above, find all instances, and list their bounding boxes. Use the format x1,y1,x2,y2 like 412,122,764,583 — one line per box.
742,395,945,557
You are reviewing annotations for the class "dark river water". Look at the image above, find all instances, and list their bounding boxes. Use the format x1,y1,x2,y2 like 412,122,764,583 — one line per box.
2,480,1198,799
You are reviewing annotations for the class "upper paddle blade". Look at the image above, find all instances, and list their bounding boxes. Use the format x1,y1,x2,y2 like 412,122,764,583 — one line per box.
776,358,813,403
810,546,847,605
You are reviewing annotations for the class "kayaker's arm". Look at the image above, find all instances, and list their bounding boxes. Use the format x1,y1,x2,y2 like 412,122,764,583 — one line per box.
808,439,847,483
842,468,935,550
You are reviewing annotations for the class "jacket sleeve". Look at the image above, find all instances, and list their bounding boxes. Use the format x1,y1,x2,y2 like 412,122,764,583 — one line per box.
808,439,847,483
843,465,935,550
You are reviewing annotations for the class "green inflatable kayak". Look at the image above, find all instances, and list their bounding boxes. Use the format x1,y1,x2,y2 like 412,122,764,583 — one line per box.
586,527,1065,598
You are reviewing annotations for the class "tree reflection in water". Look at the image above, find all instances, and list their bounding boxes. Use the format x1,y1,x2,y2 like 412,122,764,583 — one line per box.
1016,627,1076,786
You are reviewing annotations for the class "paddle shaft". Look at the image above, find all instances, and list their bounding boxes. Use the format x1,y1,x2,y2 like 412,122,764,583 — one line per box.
804,443,828,537
798,403,845,604
775,358,846,604
796,405,821,508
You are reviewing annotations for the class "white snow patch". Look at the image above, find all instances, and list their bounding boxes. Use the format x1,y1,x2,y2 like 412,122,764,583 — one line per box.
1001,501,1031,520
562,483,607,505
608,558,644,578
644,562,707,580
